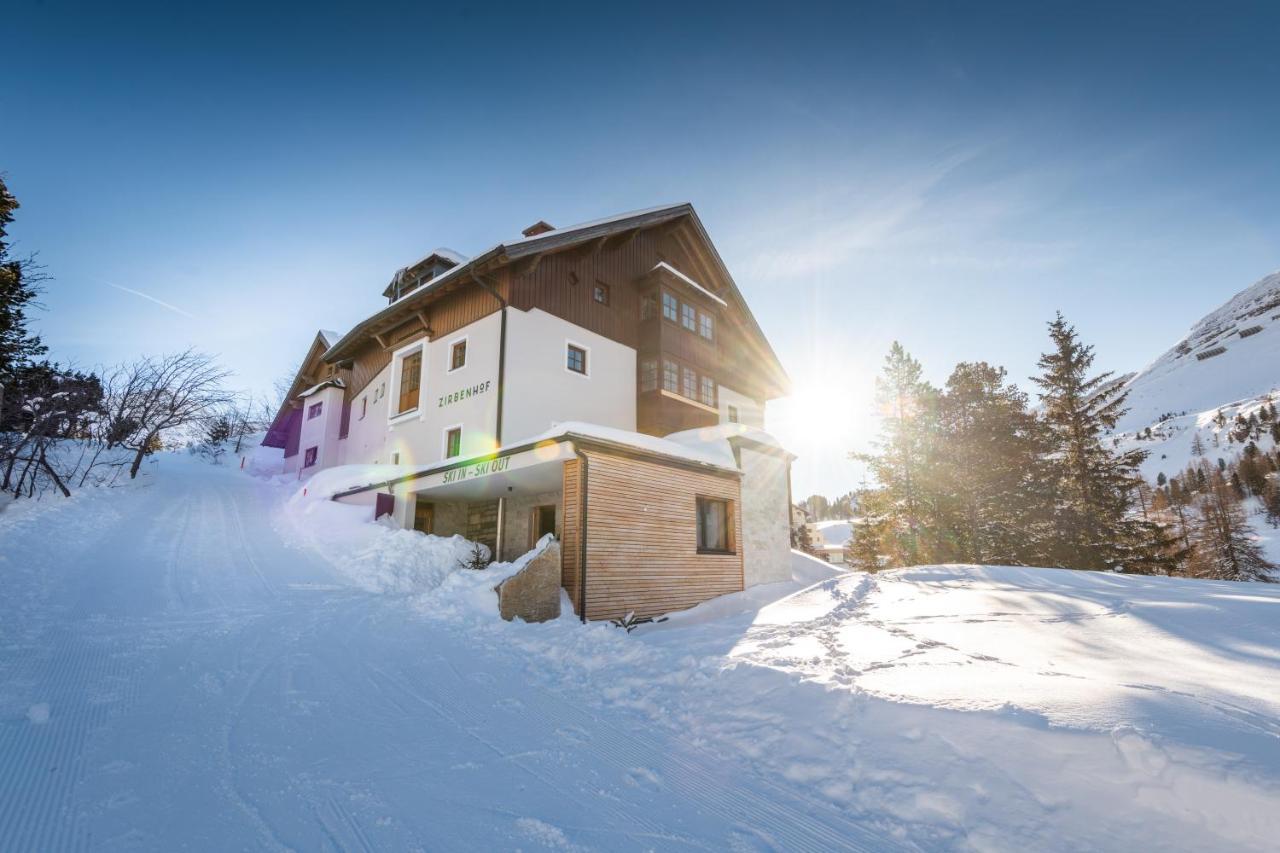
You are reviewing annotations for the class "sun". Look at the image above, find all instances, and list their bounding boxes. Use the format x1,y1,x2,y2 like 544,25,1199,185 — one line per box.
767,381,860,457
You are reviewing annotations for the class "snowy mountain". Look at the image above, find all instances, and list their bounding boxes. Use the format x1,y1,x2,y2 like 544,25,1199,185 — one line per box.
1115,270,1280,434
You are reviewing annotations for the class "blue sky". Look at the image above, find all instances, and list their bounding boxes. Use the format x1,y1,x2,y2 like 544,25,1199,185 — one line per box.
6,1,1280,497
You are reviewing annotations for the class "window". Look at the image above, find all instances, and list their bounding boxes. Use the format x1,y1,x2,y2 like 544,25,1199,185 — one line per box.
682,366,697,399
397,350,422,414
445,426,462,458
303,446,318,468
699,312,714,340
663,359,679,392
662,292,678,322
700,376,716,407
307,402,323,420
391,452,400,465
727,405,739,424
640,294,657,320
449,339,467,371
639,359,658,392
566,343,587,375
593,282,610,305
681,302,697,331
360,396,367,419
696,497,732,553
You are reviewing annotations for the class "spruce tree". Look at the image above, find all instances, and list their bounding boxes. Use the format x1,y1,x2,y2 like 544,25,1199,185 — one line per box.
853,343,940,566
933,361,1051,565
1189,469,1277,582
0,176,48,384
1032,313,1180,573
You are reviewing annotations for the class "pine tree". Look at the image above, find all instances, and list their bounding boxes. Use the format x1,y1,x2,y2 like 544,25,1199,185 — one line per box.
0,177,48,384
1032,313,1181,573
1188,469,1277,582
853,343,940,567
1264,482,1280,529
1190,432,1206,458
931,361,1052,565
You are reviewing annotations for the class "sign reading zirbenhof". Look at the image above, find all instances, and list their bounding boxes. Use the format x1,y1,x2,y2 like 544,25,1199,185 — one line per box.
438,380,492,409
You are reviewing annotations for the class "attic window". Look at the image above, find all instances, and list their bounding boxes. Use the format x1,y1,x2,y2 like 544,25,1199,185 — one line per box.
593,282,610,305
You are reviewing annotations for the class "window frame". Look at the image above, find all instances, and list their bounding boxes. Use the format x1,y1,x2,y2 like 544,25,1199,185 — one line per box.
699,311,714,341
680,302,697,332
661,291,679,322
388,340,426,421
307,401,323,420
682,365,697,399
303,446,318,468
592,281,610,305
727,404,739,424
442,424,463,459
565,340,589,377
639,358,658,393
662,359,679,393
448,336,468,373
640,293,657,320
695,496,734,554
700,375,716,407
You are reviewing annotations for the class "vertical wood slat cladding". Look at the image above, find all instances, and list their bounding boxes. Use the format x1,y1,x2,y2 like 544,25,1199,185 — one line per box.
345,283,504,400
561,459,582,612
509,227,691,348
581,451,743,621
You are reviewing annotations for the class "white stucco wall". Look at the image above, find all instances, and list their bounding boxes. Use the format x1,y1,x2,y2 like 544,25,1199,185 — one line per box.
718,385,765,428
736,444,793,587
341,364,394,464
502,308,636,442
297,385,346,473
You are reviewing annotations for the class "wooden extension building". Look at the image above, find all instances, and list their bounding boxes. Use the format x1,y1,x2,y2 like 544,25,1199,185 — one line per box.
265,203,795,621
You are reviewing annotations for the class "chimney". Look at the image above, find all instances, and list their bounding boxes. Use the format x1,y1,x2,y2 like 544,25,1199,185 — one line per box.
521,220,555,238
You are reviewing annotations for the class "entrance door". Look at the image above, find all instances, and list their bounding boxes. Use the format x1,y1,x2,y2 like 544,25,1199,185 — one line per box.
531,504,556,547
413,501,434,534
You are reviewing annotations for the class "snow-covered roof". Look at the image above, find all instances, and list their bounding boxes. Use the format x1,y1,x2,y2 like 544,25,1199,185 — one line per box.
318,329,343,348
330,421,747,498
504,204,689,248
665,423,795,461
297,377,345,398
650,261,728,307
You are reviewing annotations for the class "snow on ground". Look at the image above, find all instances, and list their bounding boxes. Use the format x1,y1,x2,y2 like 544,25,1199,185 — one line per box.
1114,269,1280,434
3,452,1280,850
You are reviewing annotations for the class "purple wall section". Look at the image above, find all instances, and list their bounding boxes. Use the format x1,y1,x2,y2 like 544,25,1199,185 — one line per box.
339,401,352,440
374,493,395,521
283,409,302,458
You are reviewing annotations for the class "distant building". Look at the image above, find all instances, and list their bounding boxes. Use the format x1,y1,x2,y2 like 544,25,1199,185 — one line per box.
265,204,795,621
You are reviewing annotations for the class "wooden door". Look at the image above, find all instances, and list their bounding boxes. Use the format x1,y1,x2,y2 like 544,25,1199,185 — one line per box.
413,501,434,534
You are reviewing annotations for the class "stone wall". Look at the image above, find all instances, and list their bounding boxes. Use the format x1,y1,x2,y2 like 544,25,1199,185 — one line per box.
466,500,499,555
736,444,793,587
494,540,562,623
497,491,563,561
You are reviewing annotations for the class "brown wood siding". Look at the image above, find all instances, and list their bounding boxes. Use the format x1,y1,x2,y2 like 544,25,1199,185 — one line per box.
346,341,392,401
561,458,582,612
509,226,691,348
580,451,743,621
344,284,503,401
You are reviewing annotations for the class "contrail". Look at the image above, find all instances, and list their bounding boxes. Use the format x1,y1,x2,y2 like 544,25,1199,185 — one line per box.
106,282,196,319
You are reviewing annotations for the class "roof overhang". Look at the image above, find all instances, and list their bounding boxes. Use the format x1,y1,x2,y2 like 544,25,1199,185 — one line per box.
330,429,740,501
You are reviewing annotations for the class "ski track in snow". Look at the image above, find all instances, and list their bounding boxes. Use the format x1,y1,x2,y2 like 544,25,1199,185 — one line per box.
0,459,891,851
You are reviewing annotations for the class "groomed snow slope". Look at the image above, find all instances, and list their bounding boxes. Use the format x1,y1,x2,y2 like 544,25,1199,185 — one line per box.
2,454,1279,850
1115,270,1280,434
